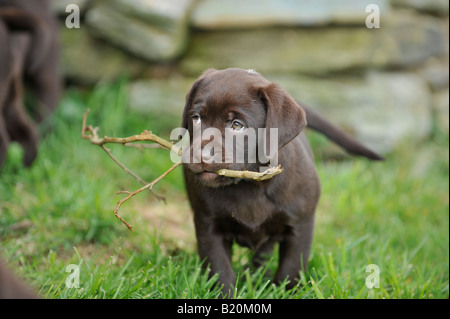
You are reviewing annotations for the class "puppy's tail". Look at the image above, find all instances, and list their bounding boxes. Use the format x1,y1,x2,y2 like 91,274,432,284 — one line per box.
302,104,384,161
0,7,50,73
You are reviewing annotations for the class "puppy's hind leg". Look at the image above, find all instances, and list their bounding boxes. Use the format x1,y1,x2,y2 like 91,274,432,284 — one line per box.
0,119,10,168
4,87,38,167
0,21,12,168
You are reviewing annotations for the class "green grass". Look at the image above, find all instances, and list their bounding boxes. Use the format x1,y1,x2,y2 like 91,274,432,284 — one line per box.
0,81,448,299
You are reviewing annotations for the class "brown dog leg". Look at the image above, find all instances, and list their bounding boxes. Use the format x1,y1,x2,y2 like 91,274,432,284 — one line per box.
0,119,10,167
4,77,38,167
274,215,315,289
0,20,11,167
0,261,36,299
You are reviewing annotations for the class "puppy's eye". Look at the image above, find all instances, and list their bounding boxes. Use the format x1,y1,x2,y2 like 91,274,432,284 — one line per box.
232,120,245,131
191,115,201,124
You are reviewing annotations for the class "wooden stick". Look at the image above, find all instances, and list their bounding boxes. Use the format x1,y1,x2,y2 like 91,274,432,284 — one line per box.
113,161,182,231
82,109,181,155
216,165,283,181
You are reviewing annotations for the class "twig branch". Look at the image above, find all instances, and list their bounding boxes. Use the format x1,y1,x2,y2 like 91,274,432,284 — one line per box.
123,143,166,150
216,165,283,181
82,109,182,155
81,109,283,231
100,145,166,202
101,145,147,185
113,161,182,231
82,109,166,202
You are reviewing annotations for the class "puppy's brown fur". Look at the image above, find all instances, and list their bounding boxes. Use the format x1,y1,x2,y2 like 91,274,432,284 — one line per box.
0,260,36,299
0,0,60,168
182,68,382,296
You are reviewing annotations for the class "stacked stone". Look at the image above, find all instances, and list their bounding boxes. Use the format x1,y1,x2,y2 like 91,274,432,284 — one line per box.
52,0,449,154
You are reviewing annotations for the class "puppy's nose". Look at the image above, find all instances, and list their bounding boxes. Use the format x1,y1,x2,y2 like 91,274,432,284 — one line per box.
201,146,215,164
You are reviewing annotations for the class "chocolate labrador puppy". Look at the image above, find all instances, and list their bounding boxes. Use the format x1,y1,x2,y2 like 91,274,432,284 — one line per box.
181,68,382,296
0,0,60,168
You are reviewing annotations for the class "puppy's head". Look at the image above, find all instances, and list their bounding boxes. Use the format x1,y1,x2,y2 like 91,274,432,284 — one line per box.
181,68,306,188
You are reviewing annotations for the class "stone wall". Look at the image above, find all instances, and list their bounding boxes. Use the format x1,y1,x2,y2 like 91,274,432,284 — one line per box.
53,0,449,154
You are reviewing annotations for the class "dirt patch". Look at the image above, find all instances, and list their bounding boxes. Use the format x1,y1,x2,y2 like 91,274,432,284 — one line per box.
135,194,196,250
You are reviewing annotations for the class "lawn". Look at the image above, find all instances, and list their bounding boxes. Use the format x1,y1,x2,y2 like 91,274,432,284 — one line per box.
0,81,448,299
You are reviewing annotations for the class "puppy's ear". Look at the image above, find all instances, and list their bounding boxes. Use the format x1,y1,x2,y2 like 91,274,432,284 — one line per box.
181,68,217,129
259,83,307,149
181,78,203,129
